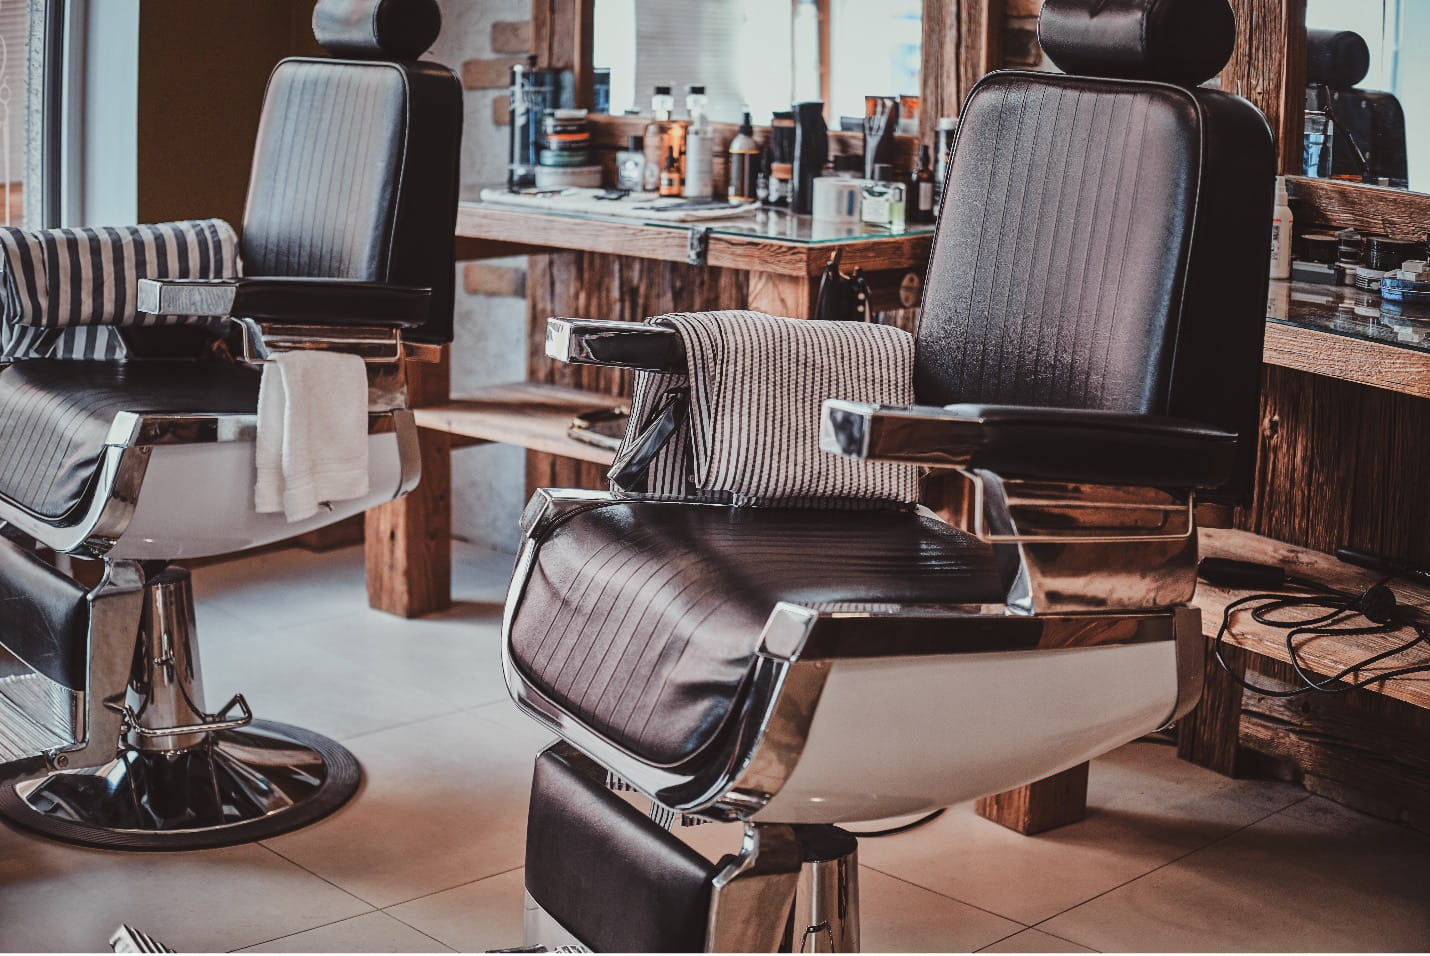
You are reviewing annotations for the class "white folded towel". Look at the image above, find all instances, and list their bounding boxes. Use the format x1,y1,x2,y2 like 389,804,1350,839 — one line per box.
255,350,371,522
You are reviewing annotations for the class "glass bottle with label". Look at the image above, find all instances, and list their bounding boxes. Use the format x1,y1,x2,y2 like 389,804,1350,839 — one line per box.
861,163,906,228
642,86,676,192
907,145,936,223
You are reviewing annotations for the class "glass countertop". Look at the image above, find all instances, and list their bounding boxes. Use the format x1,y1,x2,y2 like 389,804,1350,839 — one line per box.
1269,280,1430,354
464,186,936,246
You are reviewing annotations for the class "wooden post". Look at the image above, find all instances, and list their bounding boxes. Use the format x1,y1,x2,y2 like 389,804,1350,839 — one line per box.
975,763,1089,835
747,270,820,320
1177,640,1250,777
365,354,452,618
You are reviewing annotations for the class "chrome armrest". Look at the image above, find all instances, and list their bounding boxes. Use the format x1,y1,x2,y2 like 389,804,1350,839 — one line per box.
545,317,684,372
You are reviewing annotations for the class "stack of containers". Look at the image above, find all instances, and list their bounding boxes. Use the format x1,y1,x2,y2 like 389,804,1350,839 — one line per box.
537,108,602,188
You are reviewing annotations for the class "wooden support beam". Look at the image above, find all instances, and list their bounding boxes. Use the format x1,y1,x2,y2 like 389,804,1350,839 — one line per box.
976,763,1090,835
365,354,453,618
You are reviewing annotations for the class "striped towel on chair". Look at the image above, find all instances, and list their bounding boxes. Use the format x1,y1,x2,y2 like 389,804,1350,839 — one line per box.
612,310,921,508
0,219,240,360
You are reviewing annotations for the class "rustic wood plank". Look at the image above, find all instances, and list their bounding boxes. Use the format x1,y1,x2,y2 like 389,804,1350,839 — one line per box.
1234,367,1430,568
975,762,1089,835
1262,322,1430,400
418,383,620,466
1222,0,1306,173
747,271,819,319
1195,527,1430,709
365,355,452,618
1287,177,1430,242
1177,639,1251,776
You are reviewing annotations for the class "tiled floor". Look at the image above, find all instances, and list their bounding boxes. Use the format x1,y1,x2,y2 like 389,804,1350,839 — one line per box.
2,543,1428,953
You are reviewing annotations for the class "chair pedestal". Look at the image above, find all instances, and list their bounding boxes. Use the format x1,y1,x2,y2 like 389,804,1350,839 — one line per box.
0,566,360,850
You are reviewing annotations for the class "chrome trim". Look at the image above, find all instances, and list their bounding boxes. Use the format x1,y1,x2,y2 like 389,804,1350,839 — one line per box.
238,319,404,366
521,891,591,953
0,408,413,558
136,277,237,316
790,826,860,954
1167,604,1206,727
705,823,802,952
962,469,1194,544
502,491,1193,821
546,317,684,372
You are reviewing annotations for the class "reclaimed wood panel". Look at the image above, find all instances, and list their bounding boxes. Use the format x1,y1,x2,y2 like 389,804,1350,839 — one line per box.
418,383,620,466
1235,367,1430,568
975,762,1088,835
1288,177,1430,243
1222,0,1306,173
366,356,452,617
1262,323,1430,400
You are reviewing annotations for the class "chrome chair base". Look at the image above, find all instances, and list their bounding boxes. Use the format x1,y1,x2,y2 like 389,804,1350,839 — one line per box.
0,718,359,850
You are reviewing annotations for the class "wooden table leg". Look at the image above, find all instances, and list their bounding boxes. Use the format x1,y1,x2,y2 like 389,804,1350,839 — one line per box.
975,762,1090,835
366,354,452,618
748,271,820,319
1176,639,1249,777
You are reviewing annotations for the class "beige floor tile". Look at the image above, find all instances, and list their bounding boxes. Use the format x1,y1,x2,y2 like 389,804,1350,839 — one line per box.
260,707,553,908
0,828,369,953
1039,796,1430,953
858,741,1306,925
240,910,452,952
859,867,1023,953
386,868,527,952
980,928,1097,953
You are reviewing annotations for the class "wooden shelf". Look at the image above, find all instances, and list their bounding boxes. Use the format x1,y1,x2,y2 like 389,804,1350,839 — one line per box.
1196,527,1430,710
1263,322,1429,399
415,382,619,466
455,203,935,278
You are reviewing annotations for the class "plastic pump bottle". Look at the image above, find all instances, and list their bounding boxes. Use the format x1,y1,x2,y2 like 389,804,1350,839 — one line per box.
1269,176,1293,280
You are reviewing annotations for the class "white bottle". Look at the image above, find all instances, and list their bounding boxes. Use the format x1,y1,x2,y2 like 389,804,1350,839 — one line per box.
1269,176,1293,280
683,85,714,200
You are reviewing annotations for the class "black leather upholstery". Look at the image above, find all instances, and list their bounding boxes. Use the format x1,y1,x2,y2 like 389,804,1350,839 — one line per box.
509,501,1005,766
242,52,461,344
1306,28,1371,88
919,65,1274,502
313,0,441,61
0,534,89,690
823,402,1240,488
0,361,259,520
1038,0,1235,86
141,277,429,329
526,745,719,953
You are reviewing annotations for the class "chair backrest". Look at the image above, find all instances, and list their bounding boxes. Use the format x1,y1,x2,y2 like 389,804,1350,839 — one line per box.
240,0,462,345
916,0,1275,502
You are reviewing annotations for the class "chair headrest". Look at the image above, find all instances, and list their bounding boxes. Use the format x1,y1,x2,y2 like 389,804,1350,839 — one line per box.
312,0,441,61
1306,29,1370,89
1038,0,1236,87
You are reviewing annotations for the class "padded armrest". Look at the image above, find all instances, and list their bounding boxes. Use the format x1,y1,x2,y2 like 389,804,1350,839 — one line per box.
821,400,1239,489
137,277,429,329
546,317,685,372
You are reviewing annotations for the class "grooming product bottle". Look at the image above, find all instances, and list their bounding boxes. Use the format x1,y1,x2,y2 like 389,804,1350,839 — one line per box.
1336,228,1362,285
907,145,936,224
791,101,828,215
615,135,646,192
756,150,772,205
659,146,683,197
935,116,958,199
683,86,715,200
727,111,760,202
642,86,676,192
863,96,901,180
540,108,591,167
507,57,555,189
1357,237,1423,293
861,163,905,228
765,111,796,208
1269,176,1292,280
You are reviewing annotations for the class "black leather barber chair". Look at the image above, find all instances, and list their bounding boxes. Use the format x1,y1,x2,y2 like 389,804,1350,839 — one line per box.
0,0,459,849
500,0,1274,949
1304,28,1408,187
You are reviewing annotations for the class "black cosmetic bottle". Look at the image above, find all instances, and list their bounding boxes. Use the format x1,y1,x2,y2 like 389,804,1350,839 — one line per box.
791,101,828,215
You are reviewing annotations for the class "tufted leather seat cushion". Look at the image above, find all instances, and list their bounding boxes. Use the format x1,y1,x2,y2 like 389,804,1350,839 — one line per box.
0,360,259,520
507,501,1005,766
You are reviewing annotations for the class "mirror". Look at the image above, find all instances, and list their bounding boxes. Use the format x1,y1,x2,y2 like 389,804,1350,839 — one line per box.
592,0,922,128
1303,0,1428,192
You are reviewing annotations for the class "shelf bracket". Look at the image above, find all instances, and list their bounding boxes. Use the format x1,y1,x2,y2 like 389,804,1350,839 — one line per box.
687,226,710,267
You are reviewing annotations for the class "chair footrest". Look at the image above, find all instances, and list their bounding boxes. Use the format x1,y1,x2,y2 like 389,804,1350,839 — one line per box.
525,744,721,953
0,536,89,690
0,672,77,769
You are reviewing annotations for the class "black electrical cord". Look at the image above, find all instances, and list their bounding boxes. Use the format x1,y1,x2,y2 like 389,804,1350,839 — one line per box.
845,808,946,838
1208,570,1430,697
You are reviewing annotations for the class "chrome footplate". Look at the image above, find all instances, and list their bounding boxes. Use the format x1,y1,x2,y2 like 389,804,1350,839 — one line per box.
0,671,78,766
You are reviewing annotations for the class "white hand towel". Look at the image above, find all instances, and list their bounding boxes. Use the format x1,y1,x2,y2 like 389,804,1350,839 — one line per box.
255,350,371,522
